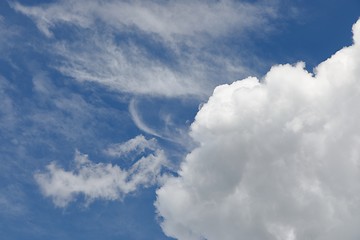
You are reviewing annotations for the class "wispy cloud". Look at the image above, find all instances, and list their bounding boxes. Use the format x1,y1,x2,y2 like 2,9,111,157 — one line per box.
156,18,360,240
105,134,157,158
12,0,280,97
129,98,195,150
36,136,166,207
12,0,276,40
129,99,164,138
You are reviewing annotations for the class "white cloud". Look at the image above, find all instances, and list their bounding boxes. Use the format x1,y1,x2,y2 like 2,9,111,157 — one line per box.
12,0,275,41
105,134,157,158
129,98,196,149
36,136,166,207
12,0,279,97
51,37,208,97
156,19,360,240
129,98,164,137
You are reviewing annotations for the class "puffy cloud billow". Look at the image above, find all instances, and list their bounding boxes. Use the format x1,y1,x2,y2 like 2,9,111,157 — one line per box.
156,19,360,240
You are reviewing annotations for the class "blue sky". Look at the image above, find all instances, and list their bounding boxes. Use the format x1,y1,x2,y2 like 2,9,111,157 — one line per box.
1,1,360,240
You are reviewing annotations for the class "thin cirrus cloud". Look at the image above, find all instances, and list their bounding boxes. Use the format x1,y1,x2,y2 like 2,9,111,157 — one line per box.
128,98,193,146
129,98,164,138
156,19,360,240
11,0,275,40
104,134,157,158
12,0,279,97
36,135,166,207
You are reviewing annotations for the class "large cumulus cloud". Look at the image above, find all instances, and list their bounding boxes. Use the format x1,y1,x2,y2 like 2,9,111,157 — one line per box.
156,19,360,240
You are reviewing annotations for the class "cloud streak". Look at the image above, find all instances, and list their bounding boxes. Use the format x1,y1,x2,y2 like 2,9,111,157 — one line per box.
12,0,275,40
105,134,158,158
36,136,166,207
129,99,164,138
12,0,280,97
156,18,360,240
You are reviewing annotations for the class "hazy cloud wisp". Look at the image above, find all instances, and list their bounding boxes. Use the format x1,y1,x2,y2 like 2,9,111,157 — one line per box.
36,136,166,207
12,0,279,97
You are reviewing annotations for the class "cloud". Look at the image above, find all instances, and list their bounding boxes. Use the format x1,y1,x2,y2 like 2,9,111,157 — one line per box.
51,36,207,97
129,99,164,137
12,0,275,40
35,136,166,207
105,134,157,158
129,98,196,150
156,18,360,240
12,0,279,97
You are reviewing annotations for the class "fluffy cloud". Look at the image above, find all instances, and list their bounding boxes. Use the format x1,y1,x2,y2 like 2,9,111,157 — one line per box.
36,136,166,207
156,19,360,240
12,0,278,97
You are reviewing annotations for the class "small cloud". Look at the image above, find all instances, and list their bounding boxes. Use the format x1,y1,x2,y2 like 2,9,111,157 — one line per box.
104,134,157,158
35,136,166,207
129,99,163,138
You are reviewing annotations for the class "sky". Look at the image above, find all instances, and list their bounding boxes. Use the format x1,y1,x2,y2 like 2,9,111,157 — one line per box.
0,0,360,239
